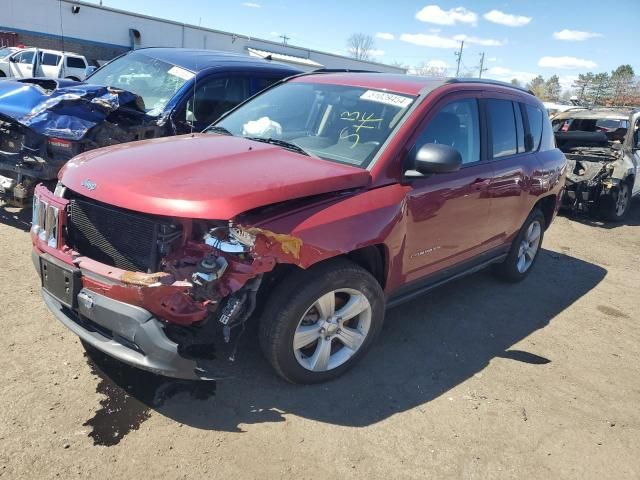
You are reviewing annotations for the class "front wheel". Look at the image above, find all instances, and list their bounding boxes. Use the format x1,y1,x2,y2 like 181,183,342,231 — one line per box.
259,259,384,384
493,208,545,282
600,181,631,222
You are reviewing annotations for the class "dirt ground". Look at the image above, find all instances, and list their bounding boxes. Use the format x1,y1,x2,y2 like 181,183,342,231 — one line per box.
0,200,638,480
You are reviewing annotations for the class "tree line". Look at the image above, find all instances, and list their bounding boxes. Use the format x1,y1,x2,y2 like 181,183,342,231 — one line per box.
512,65,639,106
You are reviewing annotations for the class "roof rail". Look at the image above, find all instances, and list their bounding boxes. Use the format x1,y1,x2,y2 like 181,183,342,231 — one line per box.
445,77,534,96
312,68,380,74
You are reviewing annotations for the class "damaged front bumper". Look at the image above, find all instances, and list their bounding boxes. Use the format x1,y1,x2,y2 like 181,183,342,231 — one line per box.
34,251,217,380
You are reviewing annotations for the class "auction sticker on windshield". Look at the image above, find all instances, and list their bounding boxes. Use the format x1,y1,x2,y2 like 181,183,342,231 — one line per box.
360,90,412,108
168,65,195,81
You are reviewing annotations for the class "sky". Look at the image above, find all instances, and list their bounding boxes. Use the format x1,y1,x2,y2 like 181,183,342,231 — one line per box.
85,0,639,90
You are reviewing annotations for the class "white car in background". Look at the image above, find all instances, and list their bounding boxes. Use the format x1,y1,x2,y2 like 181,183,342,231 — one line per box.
0,48,89,81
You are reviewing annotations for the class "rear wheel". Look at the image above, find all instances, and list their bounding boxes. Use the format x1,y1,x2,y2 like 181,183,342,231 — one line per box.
0,71,6,78
259,259,384,384
493,208,545,282
600,181,631,222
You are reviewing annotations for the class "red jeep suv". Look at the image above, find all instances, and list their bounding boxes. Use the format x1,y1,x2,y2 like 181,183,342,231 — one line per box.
31,73,566,384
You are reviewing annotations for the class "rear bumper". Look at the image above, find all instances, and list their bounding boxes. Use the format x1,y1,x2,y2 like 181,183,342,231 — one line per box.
35,252,214,381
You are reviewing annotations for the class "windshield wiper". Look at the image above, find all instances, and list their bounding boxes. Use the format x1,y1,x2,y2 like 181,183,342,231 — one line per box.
207,126,233,136
245,137,311,157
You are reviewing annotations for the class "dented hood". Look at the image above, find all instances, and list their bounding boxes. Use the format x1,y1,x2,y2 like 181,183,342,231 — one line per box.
60,134,371,219
0,78,144,140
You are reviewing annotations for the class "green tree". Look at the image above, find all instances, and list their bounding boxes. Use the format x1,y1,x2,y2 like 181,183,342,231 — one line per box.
610,64,635,105
510,78,522,87
544,75,561,102
526,75,545,98
572,73,595,103
588,72,610,105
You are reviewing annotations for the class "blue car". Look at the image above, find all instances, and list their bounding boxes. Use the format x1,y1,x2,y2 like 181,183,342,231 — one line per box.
0,48,301,205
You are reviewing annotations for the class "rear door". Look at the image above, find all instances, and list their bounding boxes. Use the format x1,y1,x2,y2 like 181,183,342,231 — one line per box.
37,52,62,78
403,93,494,283
483,97,535,247
626,112,640,195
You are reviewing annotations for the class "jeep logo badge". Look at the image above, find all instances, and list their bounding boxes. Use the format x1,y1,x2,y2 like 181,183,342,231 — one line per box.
81,178,97,191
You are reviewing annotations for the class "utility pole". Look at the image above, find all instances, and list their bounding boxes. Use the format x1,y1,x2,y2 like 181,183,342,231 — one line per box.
279,34,290,45
454,40,464,77
478,52,487,78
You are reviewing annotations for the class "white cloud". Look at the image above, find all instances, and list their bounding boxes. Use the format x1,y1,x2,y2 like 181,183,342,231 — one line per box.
429,28,441,33
483,9,531,27
375,32,395,40
416,5,478,25
552,29,603,41
241,2,261,7
486,66,537,85
488,57,498,62
538,56,597,69
400,33,461,49
453,34,505,47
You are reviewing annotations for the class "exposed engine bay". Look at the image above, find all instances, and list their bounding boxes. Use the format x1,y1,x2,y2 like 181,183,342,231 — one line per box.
0,79,167,206
556,128,630,216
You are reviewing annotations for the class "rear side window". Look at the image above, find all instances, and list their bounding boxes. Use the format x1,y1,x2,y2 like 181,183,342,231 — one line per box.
416,98,480,165
487,99,517,158
254,77,280,92
66,56,86,69
525,104,543,151
41,53,61,66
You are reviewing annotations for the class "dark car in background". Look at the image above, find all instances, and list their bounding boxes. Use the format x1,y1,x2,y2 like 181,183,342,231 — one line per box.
554,107,640,221
0,48,300,205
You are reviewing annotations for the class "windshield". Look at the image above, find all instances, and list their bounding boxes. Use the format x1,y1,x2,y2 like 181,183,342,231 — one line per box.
86,51,194,115
212,82,415,167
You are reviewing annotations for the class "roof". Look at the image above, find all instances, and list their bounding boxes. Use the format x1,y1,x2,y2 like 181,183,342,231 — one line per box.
292,72,535,97
247,47,324,68
553,107,636,120
133,48,302,74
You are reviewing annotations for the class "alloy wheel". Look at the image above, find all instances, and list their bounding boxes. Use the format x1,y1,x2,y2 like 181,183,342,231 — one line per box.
516,220,542,273
293,288,372,372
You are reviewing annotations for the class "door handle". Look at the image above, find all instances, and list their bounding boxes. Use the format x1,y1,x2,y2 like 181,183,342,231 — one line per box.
471,178,491,189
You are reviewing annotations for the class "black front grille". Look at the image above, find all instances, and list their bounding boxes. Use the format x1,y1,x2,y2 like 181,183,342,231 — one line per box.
67,197,160,272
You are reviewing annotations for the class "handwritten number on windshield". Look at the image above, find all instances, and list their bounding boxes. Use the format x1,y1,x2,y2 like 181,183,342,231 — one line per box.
340,111,383,148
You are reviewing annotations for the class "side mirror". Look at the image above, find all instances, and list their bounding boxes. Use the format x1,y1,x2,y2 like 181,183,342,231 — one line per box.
84,66,97,77
406,143,462,177
9,55,17,63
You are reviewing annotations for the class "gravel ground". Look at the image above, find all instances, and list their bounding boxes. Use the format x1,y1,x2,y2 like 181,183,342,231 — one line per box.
0,200,639,479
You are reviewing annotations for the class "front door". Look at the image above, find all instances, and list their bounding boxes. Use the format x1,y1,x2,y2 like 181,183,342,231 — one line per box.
403,96,493,283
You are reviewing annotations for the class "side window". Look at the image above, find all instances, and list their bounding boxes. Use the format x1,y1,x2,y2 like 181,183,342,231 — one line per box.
416,98,480,165
185,76,250,126
17,51,34,64
41,53,61,66
514,103,525,153
254,77,279,93
487,99,517,158
66,56,87,69
525,104,544,151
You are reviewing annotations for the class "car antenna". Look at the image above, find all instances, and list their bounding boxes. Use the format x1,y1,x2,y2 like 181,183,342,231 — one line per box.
58,0,66,56
190,18,202,137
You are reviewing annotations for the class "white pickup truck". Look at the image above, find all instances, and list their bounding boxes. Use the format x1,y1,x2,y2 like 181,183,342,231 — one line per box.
0,47,89,81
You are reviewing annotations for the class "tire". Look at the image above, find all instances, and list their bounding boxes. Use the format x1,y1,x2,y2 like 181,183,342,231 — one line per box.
259,258,385,384
493,208,546,283
600,181,631,222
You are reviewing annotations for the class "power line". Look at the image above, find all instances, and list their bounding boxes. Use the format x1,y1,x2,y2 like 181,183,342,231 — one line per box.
478,52,487,79
279,34,290,45
454,40,464,77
